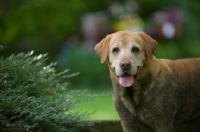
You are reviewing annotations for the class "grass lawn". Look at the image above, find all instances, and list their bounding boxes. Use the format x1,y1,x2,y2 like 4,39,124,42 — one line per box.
71,88,120,120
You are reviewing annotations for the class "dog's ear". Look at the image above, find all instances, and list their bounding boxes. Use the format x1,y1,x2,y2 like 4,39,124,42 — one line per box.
95,34,111,63
137,32,158,59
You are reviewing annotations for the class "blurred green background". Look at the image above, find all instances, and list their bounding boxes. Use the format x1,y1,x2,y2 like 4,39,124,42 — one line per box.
1,0,200,120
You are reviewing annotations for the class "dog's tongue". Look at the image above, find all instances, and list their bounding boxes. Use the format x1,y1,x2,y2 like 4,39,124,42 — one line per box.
119,75,134,87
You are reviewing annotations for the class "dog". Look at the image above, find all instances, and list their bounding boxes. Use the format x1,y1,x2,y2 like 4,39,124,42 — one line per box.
94,30,200,132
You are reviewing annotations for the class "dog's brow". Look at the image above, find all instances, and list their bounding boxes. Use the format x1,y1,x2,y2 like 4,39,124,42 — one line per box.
129,42,141,49
112,42,122,47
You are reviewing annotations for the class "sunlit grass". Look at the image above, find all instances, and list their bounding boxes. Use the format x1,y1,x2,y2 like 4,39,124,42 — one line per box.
71,88,119,120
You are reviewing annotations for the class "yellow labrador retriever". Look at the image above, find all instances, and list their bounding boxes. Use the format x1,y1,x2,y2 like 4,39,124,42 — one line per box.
95,31,200,132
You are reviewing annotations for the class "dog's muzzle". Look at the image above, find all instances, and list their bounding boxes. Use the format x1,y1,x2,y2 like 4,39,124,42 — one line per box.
118,62,139,87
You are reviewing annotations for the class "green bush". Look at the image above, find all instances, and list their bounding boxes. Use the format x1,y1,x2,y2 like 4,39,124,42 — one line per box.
155,40,200,59
58,47,110,88
0,49,95,132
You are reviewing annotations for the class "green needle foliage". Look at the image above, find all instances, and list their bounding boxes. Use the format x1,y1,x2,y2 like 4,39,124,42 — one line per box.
0,50,94,132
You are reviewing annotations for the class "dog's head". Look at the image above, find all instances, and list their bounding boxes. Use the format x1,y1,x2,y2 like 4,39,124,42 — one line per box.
95,31,157,87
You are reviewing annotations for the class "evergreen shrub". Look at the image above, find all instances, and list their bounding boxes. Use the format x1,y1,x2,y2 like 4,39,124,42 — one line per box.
0,50,95,132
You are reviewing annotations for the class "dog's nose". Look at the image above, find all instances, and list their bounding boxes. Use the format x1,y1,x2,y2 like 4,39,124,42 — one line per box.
120,60,131,70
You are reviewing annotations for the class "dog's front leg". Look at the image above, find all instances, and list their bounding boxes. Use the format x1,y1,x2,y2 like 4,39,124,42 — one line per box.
121,120,140,132
114,95,141,132
154,122,173,132
155,127,173,132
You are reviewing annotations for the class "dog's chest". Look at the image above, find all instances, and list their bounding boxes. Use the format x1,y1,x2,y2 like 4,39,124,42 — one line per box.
119,84,144,116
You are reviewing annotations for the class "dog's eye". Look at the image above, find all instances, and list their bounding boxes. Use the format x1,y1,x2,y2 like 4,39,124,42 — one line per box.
132,47,139,53
112,47,119,54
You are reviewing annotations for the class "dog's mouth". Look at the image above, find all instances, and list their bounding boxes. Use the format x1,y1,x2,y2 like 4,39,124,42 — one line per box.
118,67,139,87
